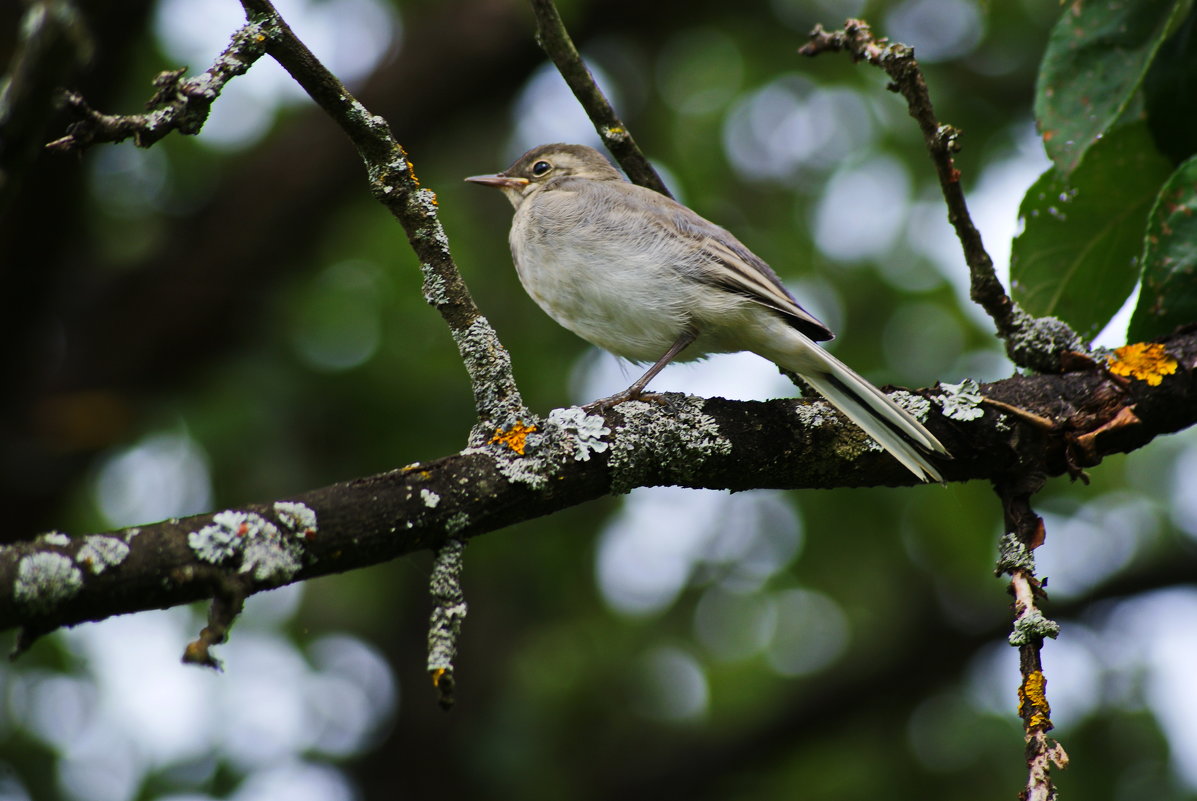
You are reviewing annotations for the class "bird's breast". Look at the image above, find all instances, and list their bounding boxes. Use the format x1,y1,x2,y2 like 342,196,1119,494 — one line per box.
508,196,699,362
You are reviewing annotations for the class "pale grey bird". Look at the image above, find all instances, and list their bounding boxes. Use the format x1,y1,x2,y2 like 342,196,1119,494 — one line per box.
466,143,948,481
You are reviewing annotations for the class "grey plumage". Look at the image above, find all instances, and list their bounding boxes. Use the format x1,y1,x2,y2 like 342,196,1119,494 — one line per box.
467,143,949,481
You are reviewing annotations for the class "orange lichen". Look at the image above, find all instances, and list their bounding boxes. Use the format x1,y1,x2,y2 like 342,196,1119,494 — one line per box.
490,421,537,455
1018,669,1053,731
1107,343,1178,386
430,667,448,687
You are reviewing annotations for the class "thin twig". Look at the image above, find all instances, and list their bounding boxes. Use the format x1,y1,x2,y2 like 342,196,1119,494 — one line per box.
527,0,670,196
180,570,249,671
800,19,1086,373
994,479,1069,801
427,538,468,709
44,21,268,152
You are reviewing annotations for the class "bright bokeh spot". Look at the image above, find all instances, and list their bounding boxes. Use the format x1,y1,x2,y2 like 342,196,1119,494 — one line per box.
884,0,983,63
94,430,213,529
288,260,385,372
638,646,709,721
509,61,618,157
656,28,744,116
724,78,876,183
596,487,802,616
812,155,912,262
153,0,399,150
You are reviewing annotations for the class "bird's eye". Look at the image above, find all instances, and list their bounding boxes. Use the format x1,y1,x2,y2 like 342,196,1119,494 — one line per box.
531,160,552,176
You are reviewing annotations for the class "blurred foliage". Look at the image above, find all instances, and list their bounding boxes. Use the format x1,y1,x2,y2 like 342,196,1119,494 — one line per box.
3,0,1197,800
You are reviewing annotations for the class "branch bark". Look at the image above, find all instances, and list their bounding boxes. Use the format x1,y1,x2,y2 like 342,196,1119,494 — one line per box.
800,19,1087,373
3,327,1195,640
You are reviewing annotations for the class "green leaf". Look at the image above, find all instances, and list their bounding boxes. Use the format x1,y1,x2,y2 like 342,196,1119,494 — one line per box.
1144,4,1197,163
1035,0,1187,175
1010,122,1173,340
1128,155,1197,340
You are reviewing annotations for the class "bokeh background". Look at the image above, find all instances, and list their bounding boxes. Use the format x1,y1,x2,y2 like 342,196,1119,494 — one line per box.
3,0,1197,799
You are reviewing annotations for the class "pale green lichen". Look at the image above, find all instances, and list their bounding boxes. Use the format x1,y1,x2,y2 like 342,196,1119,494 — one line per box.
791,398,830,429
1005,308,1087,373
239,521,303,582
273,501,317,538
888,390,933,422
478,408,591,489
546,407,612,462
188,509,304,583
445,511,470,534
1009,609,1061,645
188,510,244,563
995,531,1036,576
427,539,467,682
14,552,83,613
77,535,130,575
420,489,441,508
422,270,449,306
123,527,142,543
936,378,985,422
456,316,526,431
475,439,550,489
38,531,71,547
607,396,732,494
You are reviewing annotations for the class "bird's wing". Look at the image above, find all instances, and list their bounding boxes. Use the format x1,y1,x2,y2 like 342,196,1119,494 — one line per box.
629,184,834,342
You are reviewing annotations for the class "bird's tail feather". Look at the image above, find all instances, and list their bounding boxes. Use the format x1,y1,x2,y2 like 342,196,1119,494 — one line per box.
794,350,948,483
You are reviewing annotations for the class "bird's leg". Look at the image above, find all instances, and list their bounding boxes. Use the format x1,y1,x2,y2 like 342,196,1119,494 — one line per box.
584,329,697,412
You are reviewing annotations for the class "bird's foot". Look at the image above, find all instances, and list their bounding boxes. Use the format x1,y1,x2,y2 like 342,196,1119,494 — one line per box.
582,388,669,413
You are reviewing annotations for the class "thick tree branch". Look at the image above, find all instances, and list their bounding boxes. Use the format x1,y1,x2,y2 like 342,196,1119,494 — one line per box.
800,19,1087,373
2,327,1194,640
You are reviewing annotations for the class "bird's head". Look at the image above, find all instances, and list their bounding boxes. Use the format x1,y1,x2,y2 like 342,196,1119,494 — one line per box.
465,144,622,209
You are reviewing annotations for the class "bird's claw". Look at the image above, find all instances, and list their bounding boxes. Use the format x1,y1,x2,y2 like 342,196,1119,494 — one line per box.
582,389,668,413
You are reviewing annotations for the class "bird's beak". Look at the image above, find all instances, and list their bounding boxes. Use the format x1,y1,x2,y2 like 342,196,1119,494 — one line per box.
465,173,529,189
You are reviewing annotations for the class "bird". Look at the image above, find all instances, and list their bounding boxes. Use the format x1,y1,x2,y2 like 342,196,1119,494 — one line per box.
465,143,948,482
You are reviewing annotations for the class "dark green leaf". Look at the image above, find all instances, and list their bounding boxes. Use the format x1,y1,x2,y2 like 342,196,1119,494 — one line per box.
1145,4,1197,163
1011,122,1173,340
1035,0,1187,175
1128,155,1197,340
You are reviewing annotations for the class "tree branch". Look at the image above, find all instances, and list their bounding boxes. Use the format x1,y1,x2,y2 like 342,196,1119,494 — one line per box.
528,0,670,196
994,479,1069,801
800,19,1087,373
44,21,266,152
2,327,1194,641
237,0,526,431
42,0,528,432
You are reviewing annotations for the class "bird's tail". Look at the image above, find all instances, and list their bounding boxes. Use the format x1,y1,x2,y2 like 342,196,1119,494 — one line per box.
778,344,949,482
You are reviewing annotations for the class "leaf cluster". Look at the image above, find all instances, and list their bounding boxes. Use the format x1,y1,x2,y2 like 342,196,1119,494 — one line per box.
1014,0,1197,342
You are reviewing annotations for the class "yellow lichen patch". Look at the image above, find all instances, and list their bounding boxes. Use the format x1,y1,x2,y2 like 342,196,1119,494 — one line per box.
1018,669,1052,731
1108,342,1179,386
490,421,537,455
430,667,448,687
